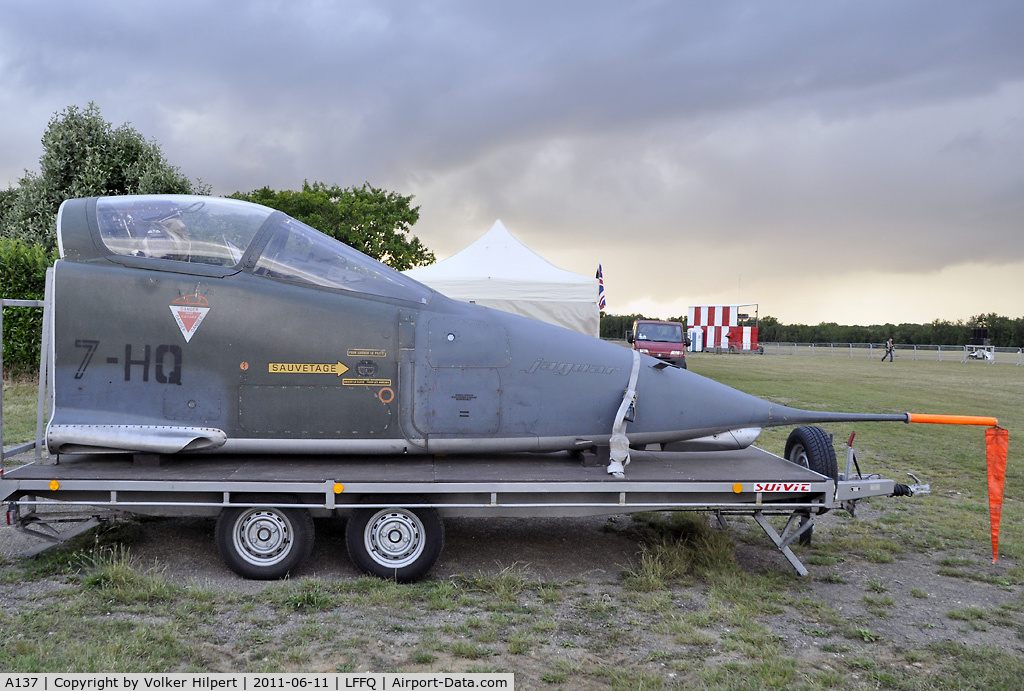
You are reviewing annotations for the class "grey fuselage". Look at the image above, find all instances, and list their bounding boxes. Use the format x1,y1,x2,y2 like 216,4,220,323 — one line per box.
47,195,906,456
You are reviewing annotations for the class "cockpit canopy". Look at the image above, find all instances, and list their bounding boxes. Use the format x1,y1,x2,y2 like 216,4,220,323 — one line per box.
58,194,433,303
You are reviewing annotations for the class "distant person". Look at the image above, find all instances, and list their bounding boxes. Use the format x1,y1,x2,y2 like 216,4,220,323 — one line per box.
882,337,894,362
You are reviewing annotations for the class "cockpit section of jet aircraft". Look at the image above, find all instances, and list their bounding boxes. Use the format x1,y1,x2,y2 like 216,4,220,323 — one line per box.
74,195,431,303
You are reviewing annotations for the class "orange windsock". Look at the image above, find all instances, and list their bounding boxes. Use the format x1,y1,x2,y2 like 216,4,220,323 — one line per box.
986,426,1009,563
907,413,999,426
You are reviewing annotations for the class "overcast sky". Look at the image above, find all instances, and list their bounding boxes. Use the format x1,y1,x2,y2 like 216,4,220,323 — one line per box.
3,1,1023,325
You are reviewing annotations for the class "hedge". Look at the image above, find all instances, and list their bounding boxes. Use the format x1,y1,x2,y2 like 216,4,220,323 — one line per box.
1,238,54,375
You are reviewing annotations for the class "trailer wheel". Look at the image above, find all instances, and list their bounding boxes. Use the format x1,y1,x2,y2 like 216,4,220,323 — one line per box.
346,498,443,583
216,499,314,580
785,426,838,529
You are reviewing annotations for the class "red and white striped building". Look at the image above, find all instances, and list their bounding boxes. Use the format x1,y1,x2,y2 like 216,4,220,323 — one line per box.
688,304,759,352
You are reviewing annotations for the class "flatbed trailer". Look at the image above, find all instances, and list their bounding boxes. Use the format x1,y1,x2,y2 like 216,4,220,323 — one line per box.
3,287,914,581
0,444,904,580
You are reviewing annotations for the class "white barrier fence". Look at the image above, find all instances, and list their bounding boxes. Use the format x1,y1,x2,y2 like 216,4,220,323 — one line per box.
758,342,1024,365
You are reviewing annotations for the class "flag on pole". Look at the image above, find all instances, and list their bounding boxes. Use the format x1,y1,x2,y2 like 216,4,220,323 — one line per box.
596,264,606,311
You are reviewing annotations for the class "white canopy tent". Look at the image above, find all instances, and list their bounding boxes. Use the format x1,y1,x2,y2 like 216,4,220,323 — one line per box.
404,220,600,336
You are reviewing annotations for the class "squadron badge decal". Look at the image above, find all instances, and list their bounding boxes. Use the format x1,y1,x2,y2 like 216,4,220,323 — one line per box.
169,294,210,343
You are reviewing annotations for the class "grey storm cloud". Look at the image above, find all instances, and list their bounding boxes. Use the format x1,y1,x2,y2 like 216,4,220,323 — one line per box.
2,1,1023,321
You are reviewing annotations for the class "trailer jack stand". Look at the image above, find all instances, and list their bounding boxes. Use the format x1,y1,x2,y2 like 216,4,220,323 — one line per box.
753,511,815,577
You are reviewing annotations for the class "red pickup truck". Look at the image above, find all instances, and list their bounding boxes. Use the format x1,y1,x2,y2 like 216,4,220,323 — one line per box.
626,319,689,369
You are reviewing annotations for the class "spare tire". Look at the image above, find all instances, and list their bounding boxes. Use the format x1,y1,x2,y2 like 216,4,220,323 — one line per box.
784,426,838,481
785,426,838,530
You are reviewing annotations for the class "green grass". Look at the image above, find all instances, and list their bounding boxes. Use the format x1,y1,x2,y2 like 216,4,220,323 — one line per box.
690,353,1023,561
1,376,42,446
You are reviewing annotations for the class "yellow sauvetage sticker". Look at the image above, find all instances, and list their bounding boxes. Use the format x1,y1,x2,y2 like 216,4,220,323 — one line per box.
268,362,349,376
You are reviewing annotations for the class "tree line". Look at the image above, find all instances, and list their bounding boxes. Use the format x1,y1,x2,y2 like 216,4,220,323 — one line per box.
756,314,1024,348
599,313,687,340
599,312,1024,347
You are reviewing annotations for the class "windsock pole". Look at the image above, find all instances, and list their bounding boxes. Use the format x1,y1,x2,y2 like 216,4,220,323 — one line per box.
906,413,999,426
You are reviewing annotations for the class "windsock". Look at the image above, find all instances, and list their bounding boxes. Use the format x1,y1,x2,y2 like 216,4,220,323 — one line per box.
986,427,1009,563
906,415,1006,563
906,415,1007,563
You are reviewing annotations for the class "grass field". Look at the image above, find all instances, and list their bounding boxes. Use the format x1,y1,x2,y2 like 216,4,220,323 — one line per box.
693,353,1023,567
1,355,1022,687
694,353,1023,554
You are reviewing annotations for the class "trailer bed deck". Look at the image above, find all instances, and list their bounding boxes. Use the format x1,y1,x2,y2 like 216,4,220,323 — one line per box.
5,446,822,484
2,446,832,517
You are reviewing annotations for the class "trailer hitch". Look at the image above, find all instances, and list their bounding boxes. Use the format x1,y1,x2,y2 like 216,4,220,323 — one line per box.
839,433,929,515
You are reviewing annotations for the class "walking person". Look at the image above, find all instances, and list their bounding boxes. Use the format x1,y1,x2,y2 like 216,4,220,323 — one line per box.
882,337,894,362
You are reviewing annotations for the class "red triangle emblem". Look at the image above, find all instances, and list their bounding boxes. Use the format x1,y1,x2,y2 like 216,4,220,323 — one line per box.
177,310,201,332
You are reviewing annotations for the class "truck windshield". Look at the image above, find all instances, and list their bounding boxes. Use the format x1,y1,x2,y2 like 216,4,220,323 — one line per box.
637,323,683,342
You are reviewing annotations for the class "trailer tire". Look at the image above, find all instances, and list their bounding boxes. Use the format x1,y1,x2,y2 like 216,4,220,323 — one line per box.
216,499,314,580
346,498,443,583
785,426,838,525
